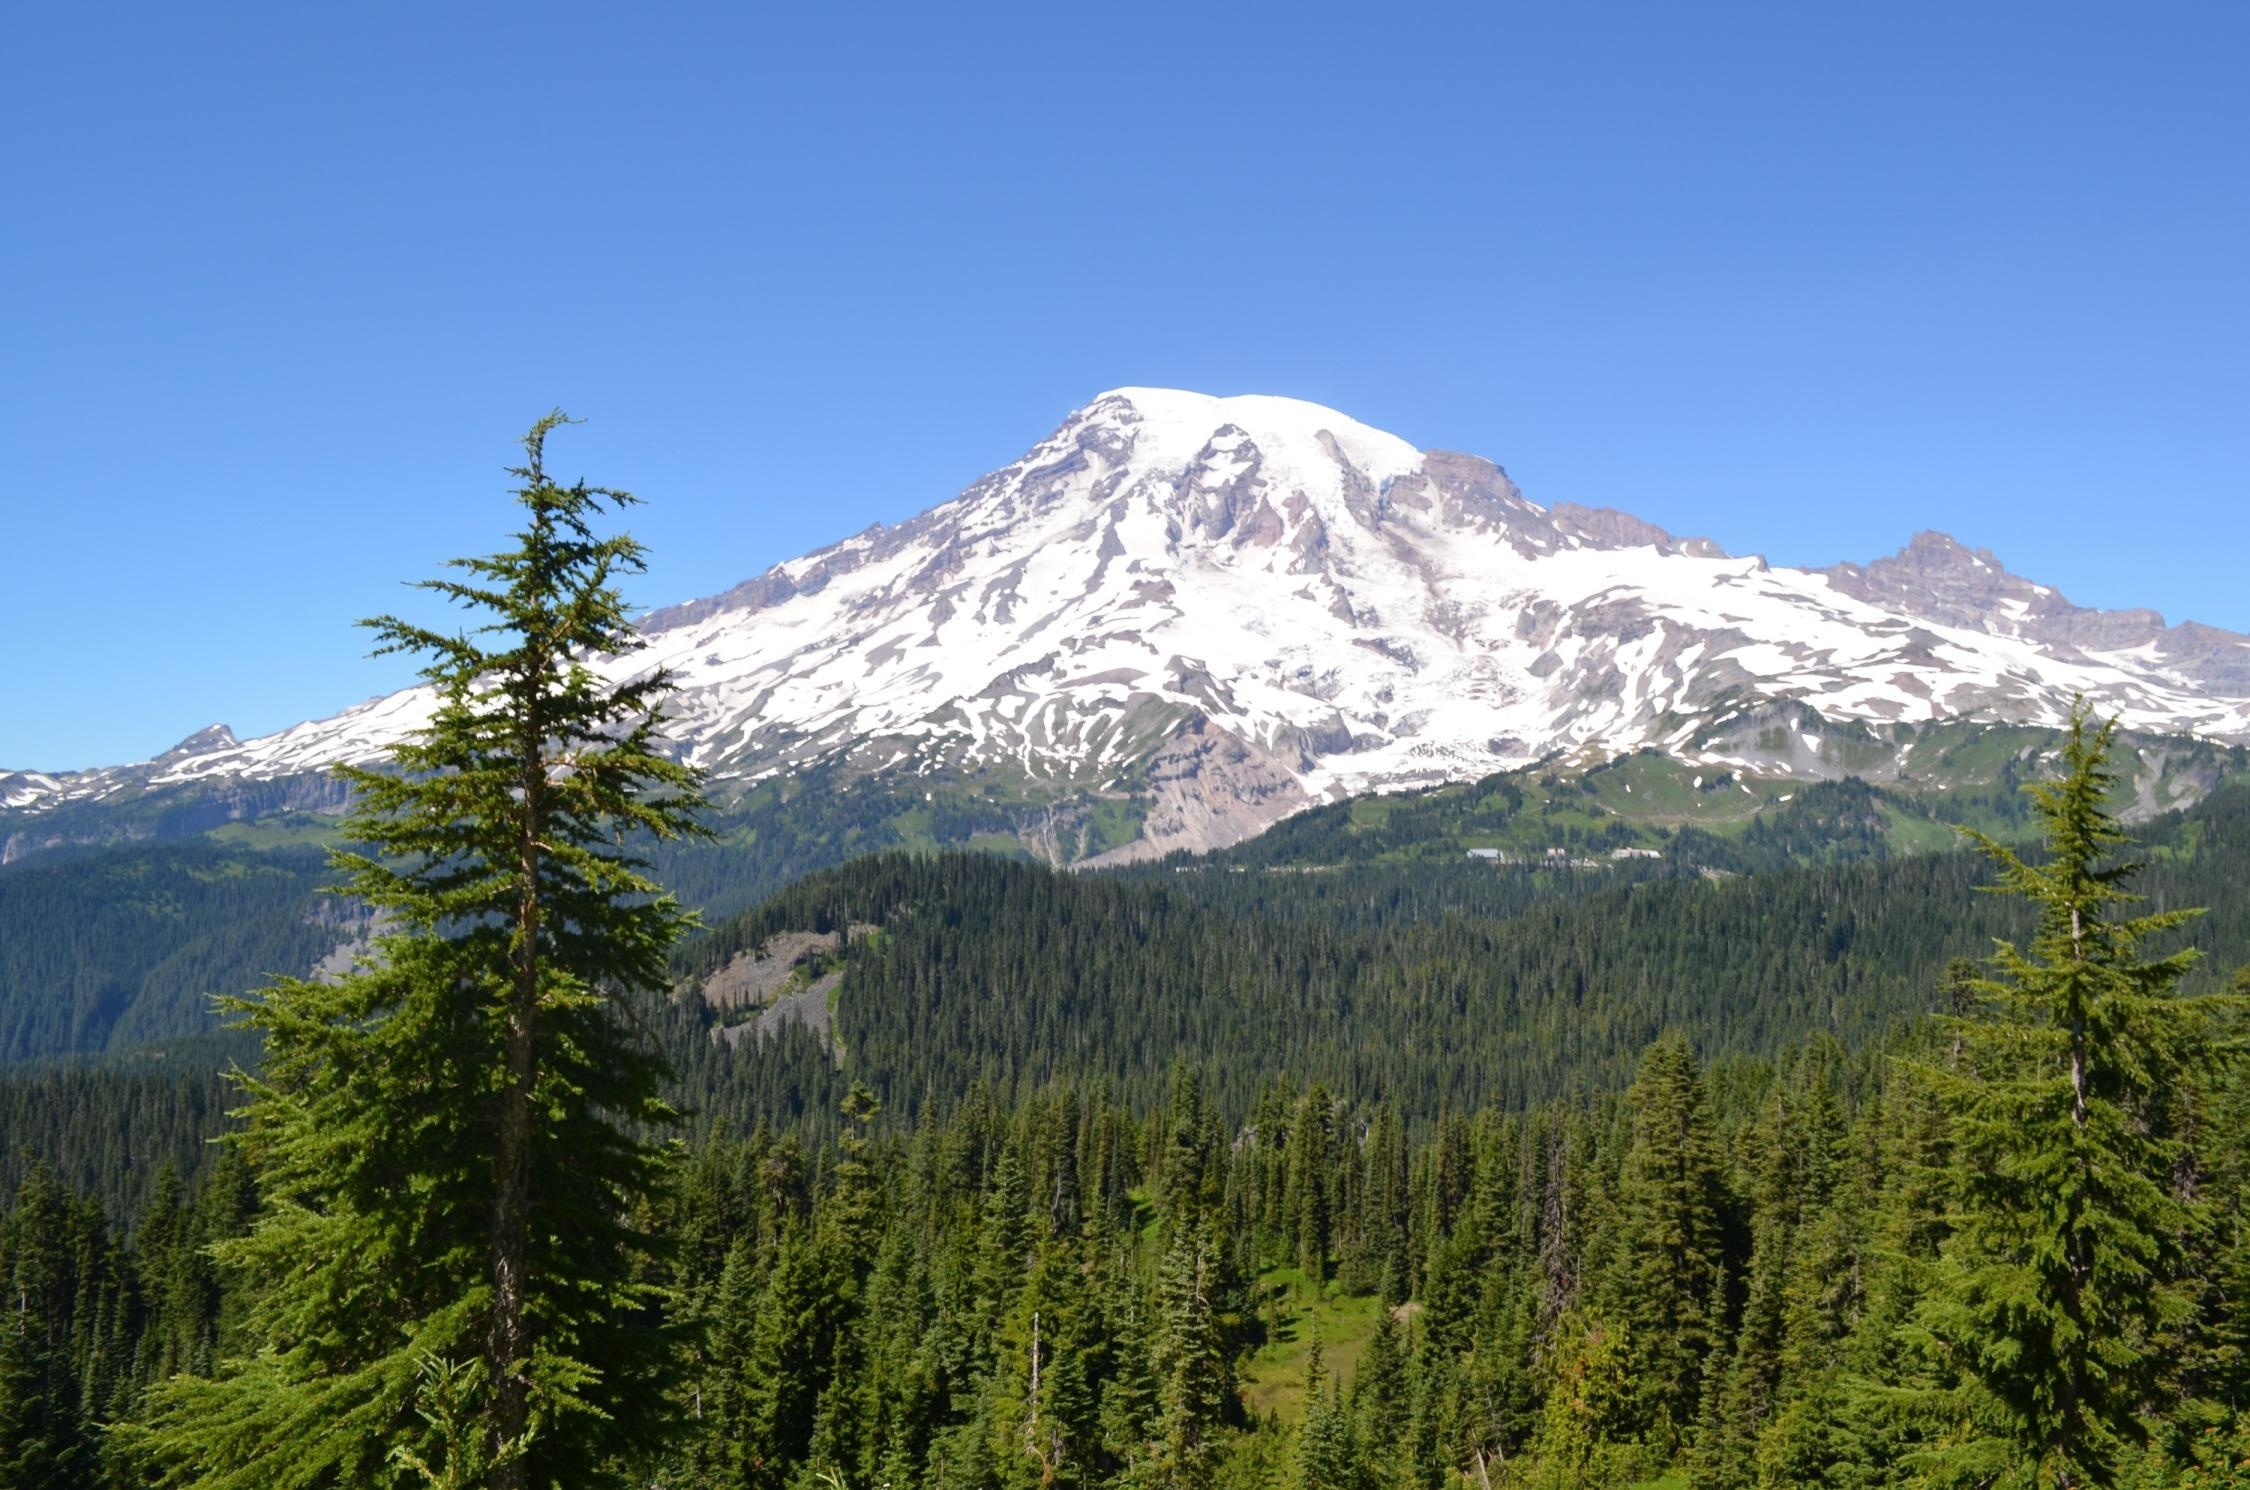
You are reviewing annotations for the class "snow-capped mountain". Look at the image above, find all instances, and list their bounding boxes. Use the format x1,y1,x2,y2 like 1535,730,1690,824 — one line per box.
11,389,2250,858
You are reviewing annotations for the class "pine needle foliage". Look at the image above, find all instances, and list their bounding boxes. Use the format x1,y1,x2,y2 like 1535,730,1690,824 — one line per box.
125,413,705,1489
1914,701,2238,1489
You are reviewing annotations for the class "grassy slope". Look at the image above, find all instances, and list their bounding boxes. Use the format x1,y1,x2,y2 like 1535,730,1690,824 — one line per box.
1236,1271,1389,1425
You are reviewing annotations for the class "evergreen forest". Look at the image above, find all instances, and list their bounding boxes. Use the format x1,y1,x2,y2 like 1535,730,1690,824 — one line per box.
2,430,2244,1490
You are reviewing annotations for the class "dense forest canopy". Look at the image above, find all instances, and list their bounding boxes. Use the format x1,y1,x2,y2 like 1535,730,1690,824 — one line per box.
10,1024,2247,1486
4,733,2246,1486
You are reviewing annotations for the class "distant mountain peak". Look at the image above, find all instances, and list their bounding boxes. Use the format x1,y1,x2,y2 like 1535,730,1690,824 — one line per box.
1814,530,2212,667
158,723,238,760
1889,530,2027,582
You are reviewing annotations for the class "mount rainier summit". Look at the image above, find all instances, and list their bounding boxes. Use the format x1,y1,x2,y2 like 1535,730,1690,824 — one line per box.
11,388,2250,860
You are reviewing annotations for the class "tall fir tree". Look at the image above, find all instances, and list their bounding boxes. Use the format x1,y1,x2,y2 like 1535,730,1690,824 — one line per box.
734,1218,853,1489
1141,1217,1233,1490
1916,702,2239,1489
126,414,704,1488
1603,1032,1726,1449
1285,1085,1333,1285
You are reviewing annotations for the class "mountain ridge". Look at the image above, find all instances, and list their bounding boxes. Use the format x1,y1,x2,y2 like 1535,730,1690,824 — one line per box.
9,389,2250,862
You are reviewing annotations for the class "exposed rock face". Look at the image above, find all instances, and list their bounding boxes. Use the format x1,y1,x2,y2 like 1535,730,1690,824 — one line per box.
11,389,2250,859
1083,715,1316,865
700,930,849,1013
697,926,875,1056
1819,532,2250,695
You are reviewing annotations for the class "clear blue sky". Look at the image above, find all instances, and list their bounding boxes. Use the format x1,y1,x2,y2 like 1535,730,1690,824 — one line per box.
6,3,2246,770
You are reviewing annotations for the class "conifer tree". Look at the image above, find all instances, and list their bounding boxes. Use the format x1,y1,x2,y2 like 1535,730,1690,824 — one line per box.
988,1239,1084,1490
128,414,703,1488
2199,1029,2250,1415
1604,1032,1725,1446
1142,1218,1233,1489
1523,1311,1647,1490
1917,703,2238,1488
1294,1341,1356,1490
1285,1085,1333,1285
1350,1304,1410,1488
736,1218,854,1488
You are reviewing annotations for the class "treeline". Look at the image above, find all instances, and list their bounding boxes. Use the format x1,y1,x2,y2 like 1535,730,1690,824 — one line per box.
8,1029,2245,1486
11,766,2245,1078
1192,761,2033,877
663,791,2250,1135
24,798,2244,1213
0,1065,237,1219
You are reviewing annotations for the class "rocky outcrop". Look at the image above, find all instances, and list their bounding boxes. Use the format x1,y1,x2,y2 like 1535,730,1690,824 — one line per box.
1083,716,1315,863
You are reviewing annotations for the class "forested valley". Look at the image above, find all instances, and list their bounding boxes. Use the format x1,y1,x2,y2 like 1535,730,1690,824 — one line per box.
9,771,2250,1486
